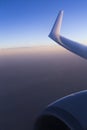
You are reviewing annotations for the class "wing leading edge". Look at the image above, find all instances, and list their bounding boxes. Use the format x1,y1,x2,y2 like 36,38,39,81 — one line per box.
49,10,87,59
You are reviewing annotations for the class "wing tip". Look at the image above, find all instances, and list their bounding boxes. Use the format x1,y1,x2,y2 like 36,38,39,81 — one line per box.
59,10,64,14
48,10,64,41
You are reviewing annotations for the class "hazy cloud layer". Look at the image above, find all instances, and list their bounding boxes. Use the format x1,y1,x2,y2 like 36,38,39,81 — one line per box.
0,46,87,129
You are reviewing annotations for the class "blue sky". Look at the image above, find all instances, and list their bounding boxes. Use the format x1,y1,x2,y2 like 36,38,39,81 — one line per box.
0,0,87,48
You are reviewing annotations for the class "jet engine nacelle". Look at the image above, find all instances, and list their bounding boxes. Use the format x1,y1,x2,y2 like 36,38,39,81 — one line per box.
34,90,87,130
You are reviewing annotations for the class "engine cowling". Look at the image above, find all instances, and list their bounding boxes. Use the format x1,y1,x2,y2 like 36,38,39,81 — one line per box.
34,90,87,130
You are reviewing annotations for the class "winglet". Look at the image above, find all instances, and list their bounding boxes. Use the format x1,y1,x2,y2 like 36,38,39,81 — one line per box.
48,10,87,59
49,10,64,40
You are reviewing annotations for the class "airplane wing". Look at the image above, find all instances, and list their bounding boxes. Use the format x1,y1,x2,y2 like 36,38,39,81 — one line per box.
49,10,87,59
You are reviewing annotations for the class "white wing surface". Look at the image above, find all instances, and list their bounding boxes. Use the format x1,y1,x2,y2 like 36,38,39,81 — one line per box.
49,10,87,59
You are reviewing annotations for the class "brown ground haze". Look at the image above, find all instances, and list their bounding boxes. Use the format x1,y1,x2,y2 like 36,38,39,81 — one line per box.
0,45,87,130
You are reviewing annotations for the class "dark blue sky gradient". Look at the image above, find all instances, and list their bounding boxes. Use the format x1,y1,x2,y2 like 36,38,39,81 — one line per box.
0,0,87,48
